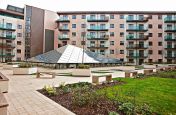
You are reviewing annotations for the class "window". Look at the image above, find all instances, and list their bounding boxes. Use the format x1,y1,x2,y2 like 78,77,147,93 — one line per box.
82,15,86,19
158,33,162,37
120,24,124,28
81,32,86,37
149,41,153,46
72,41,76,45
149,50,153,54
110,32,114,37
148,24,152,28
17,57,21,61
120,32,124,37
110,15,114,19
120,41,124,45
110,50,114,54
72,24,76,28
17,24,22,29
72,15,76,19
120,50,124,54
149,33,153,37
158,24,162,29
81,24,86,28
120,15,124,19
158,42,162,46
158,50,162,55
158,59,162,63
17,49,21,53
17,33,22,37
17,41,21,45
120,58,124,62
72,32,76,37
158,15,162,20
110,24,114,28
110,41,114,45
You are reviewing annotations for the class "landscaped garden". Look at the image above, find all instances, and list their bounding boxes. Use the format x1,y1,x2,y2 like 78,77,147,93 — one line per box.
38,70,176,115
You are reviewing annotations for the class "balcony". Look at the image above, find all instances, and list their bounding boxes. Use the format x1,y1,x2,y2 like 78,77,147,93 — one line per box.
58,26,70,31
165,26,176,32
0,24,16,31
58,35,70,40
87,44,109,49
126,53,148,58
87,16,109,22
165,45,176,49
126,34,149,40
87,26,108,31
0,34,16,40
126,26,148,32
126,44,148,49
126,16,149,22
164,17,176,23
0,43,15,49
56,17,70,22
87,34,109,40
164,35,176,41
165,53,176,59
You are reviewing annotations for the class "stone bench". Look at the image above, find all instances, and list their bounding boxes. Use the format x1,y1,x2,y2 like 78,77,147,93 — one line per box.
0,72,9,93
92,74,112,84
125,71,138,78
0,93,8,115
36,72,56,79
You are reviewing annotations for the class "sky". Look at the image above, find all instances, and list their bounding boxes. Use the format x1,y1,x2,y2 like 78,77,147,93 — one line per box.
0,0,176,12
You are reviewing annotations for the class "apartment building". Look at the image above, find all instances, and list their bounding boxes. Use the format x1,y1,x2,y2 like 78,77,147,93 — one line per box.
56,12,176,64
0,5,25,62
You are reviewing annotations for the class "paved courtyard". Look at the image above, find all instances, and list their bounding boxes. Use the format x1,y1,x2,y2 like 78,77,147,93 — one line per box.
1,68,91,115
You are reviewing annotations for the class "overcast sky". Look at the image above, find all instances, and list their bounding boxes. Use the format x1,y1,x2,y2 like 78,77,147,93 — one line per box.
1,0,176,12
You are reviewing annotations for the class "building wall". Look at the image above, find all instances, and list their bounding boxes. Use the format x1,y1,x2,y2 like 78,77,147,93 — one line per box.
0,15,25,62
56,13,176,64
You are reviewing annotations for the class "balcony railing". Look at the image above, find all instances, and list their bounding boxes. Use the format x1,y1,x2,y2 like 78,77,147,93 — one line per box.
165,45,176,49
0,43,15,49
126,44,148,49
56,17,70,22
0,24,16,31
58,35,70,40
127,53,148,58
87,16,109,22
164,17,176,23
87,44,109,49
165,26,176,32
126,26,148,31
126,34,148,40
0,53,15,57
0,34,16,40
165,53,176,58
87,34,109,40
59,26,70,31
164,35,176,41
126,16,149,22
87,26,108,31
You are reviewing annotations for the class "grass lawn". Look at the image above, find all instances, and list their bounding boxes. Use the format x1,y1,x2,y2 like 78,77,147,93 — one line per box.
100,76,176,114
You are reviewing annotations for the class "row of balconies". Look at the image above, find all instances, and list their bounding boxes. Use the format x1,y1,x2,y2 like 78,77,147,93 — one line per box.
126,44,148,49
165,26,176,32
164,16,176,23
164,35,176,41
0,24,16,31
165,45,176,49
87,44,109,49
126,53,148,58
0,34,16,40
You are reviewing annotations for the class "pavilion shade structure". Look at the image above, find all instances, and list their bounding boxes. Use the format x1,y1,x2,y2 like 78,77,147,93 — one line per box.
28,45,121,64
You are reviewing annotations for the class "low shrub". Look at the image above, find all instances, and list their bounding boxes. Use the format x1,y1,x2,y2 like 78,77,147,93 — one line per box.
77,64,90,69
18,63,34,68
109,111,119,115
43,85,56,96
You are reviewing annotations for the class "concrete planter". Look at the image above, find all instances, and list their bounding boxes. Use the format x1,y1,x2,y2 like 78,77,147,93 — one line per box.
0,93,8,115
144,64,156,69
144,69,154,75
0,73,9,93
125,71,138,78
72,69,90,77
13,67,38,75
3,64,18,70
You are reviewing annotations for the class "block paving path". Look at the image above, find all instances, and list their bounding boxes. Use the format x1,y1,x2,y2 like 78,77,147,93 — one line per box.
1,69,91,115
